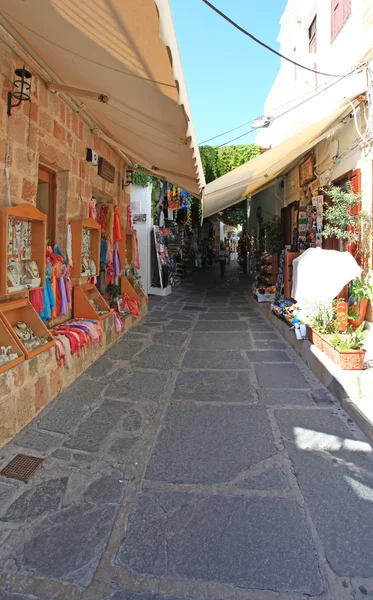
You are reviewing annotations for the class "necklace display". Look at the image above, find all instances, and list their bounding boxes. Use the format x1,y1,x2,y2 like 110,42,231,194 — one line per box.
81,229,97,276
89,299,109,316
0,345,19,365
7,219,40,292
13,321,49,351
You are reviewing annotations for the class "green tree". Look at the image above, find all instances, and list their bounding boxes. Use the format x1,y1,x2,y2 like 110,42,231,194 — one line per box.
200,144,261,183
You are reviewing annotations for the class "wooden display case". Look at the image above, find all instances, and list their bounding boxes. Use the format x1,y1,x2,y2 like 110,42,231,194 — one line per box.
284,252,301,299
73,284,111,321
0,298,54,359
0,203,47,297
0,314,25,373
120,275,146,303
70,218,101,279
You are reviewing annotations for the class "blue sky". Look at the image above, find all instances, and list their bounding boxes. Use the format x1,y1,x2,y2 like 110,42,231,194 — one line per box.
170,0,287,146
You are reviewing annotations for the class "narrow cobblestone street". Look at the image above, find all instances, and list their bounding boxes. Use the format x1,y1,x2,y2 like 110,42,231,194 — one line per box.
1,262,373,600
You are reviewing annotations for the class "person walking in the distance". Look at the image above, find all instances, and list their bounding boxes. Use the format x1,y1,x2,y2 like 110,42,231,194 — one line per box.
218,242,229,276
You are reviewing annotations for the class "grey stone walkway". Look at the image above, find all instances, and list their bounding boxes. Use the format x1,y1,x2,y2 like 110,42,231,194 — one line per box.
1,262,373,600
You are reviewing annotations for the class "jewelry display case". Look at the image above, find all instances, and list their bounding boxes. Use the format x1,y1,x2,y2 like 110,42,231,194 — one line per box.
73,284,111,321
120,275,146,304
0,204,46,297
0,298,54,359
0,314,25,374
70,218,101,279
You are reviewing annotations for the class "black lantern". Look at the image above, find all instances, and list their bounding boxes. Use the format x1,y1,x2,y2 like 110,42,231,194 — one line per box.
7,67,32,116
123,168,133,187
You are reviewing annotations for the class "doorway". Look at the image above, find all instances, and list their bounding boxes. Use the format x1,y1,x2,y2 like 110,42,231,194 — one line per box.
36,165,56,246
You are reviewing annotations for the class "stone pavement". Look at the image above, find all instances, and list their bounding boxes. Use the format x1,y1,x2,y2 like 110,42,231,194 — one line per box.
1,261,373,600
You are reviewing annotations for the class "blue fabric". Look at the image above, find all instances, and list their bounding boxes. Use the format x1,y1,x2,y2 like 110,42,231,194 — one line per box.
100,240,107,265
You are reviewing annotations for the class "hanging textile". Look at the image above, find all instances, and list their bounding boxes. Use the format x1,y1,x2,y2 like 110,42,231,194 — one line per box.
89,197,97,220
99,204,107,234
121,293,140,318
127,205,133,229
30,288,44,314
100,239,107,266
106,237,113,264
113,242,121,281
113,206,122,243
66,223,73,266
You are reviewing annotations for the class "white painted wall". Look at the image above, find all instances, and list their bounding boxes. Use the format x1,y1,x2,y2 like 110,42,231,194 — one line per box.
256,0,373,148
130,184,152,294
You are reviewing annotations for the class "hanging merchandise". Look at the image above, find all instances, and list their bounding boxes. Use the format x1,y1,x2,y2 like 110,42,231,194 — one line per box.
89,197,97,220
113,206,122,243
127,205,133,229
113,242,121,280
133,231,141,270
66,223,73,266
98,204,107,234
121,293,140,318
106,205,114,237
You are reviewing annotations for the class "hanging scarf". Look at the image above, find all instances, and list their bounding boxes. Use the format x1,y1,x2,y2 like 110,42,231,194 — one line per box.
89,198,97,220
121,293,140,318
106,237,113,264
113,242,121,281
106,205,114,236
113,206,122,243
30,288,44,314
106,263,114,286
58,276,69,316
99,204,107,234
127,205,133,229
100,239,107,266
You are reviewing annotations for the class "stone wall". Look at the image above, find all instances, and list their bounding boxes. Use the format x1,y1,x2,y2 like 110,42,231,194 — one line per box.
0,301,148,448
0,41,130,240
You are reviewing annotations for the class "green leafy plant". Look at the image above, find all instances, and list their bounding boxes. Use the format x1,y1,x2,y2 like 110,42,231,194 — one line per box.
313,305,338,335
321,183,371,248
264,216,282,254
350,277,373,306
106,283,121,308
200,144,262,184
331,322,368,350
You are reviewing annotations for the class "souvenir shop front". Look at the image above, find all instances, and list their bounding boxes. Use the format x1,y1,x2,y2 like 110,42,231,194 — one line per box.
0,196,147,447
150,182,201,292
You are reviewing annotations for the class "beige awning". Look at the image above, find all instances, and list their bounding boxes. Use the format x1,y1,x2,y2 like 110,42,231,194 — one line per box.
202,101,357,217
0,0,205,196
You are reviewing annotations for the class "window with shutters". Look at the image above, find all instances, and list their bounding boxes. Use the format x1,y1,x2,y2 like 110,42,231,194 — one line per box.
331,0,352,43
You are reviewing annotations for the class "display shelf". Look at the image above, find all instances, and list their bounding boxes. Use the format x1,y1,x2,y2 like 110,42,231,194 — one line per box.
124,229,134,267
0,203,47,297
120,275,146,304
0,298,54,359
73,284,111,321
0,314,25,374
70,218,101,279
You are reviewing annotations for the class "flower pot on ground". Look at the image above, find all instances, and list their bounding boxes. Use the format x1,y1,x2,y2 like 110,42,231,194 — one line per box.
324,323,368,370
348,277,373,329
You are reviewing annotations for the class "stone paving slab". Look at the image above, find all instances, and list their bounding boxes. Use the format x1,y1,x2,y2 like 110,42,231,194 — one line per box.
189,332,252,350
193,321,249,332
255,340,287,349
246,350,291,363
145,404,276,484
133,344,182,370
171,371,257,403
116,489,323,595
254,363,311,389
258,389,315,406
197,312,240,320
182,349,249,370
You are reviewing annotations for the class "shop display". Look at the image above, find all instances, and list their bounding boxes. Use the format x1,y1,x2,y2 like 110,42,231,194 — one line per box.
0,298,54,359
70,218,100,280
0,204,46,296
13,321,49,351
73,284,111,321
0,316,24,373
253,252,278,302
52,318,103,368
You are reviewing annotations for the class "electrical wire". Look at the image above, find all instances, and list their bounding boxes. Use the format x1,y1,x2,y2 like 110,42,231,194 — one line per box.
200,67,358,144
217,68,358,146
201,0,358,78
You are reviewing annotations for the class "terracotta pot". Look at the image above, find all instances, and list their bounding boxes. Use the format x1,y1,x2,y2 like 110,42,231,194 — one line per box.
306,326,325,351
349,299,368,330
322,335,366,370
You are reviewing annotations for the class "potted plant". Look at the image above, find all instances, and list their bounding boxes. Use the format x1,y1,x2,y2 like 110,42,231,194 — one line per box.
106,283,121,309
307,305,338,351
325,323,368,370
348,277,373,328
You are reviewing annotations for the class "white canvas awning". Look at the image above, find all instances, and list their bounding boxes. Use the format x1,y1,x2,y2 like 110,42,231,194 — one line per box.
202,101,358,217
0,0,205,196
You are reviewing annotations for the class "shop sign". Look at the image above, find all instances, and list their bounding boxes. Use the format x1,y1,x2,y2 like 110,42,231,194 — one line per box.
98,157,115,183
299,155,314,186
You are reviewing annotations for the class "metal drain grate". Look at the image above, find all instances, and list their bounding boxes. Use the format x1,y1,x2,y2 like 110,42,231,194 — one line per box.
0,454,44,483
